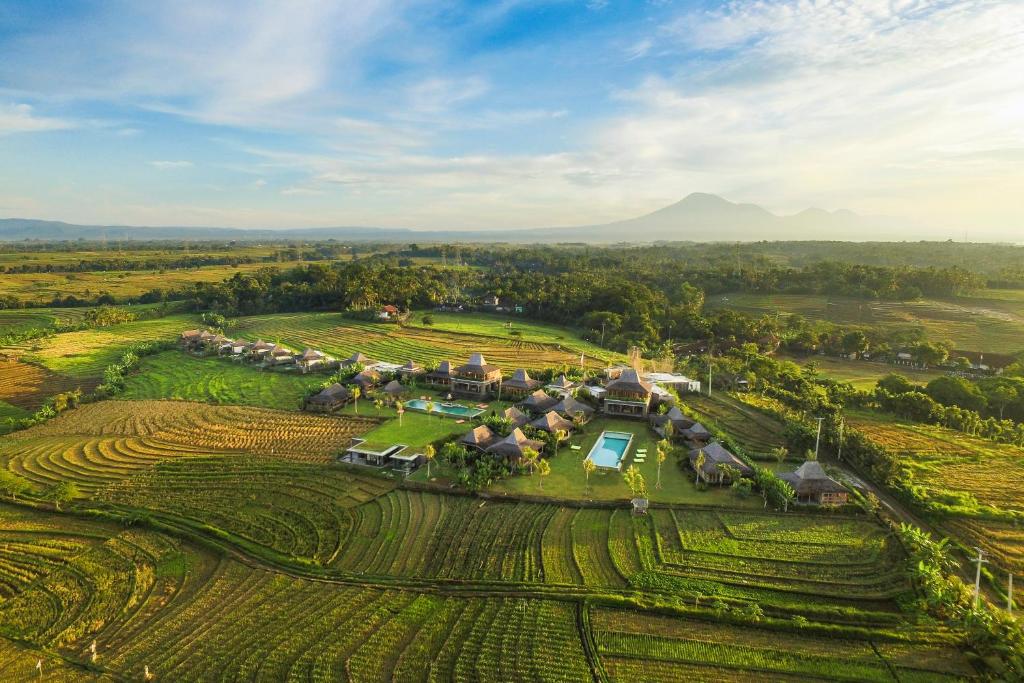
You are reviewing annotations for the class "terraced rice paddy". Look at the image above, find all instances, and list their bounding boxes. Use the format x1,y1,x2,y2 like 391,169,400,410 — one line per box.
685,393,786,455
0,357,89,409
228,312,620,371
592,608,973,682
3,314,196,380
121,351,325,408
847,412,1024,513
707,291,1024,353
944,518,1024,575
13,400,378,462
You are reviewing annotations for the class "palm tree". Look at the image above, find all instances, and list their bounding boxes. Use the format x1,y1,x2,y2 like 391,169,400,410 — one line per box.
772,446,788,464
554,429,567,456
656,440,669,489
583,458,596,493
623,464,647,499
395,401,405,426
694,449,706,485
423,444,436,479
351,386,361,414
521,447,539,476
424,400,436,420
374,399,383,415
662,419,674,442
537,458,551,490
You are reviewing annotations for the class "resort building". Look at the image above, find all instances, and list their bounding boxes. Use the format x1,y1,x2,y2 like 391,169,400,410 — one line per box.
530,411,574,435
460,425,498,451
248,340,276,360
780,461,850,505
551,395,594,423
304,383,351,412
502,406,530,428
397,360,424,379
545,374,578,396
450,353,502,399
342,352,373,368
603,364,632,381
603,369,654,418
378,304,401,320
383,380,409,402
688,443,753,484
485,428,545,464
351,369,381,393
650,406,694,439
681,422,712,444
343,440,422,473
179,329,204,349
502,369,541,397
642,372,701,394
266,347,296,366
520,389,558,414
296,348,330,372
425,360,453,387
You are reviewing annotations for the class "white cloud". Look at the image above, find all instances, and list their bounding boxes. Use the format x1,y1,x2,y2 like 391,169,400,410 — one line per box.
148,160,193,169
0,103,75,135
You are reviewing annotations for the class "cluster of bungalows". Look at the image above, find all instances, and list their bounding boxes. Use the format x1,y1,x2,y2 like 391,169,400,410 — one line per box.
303,353,413,413
179,330,336,373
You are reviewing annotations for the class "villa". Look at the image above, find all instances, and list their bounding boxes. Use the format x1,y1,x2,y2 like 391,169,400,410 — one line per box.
450,353,502,399
520,389,558,414
296,348,330,371
460,424,498,451
650,406,694,439
551,395,594,423
425,360,453,387
266,347,296,366
351,369,381,393
485,428,545,464
688,442,753,484
383,379,409,402
545,374,578,396
248,340,276,360
780,461,849,505
681,422,712,444
503,406,530,427
502,368,541,397
397,360,425,379
378,304,401,320
304,383,351,412
342,352,373,368
530,411,574,435
603,369,654,418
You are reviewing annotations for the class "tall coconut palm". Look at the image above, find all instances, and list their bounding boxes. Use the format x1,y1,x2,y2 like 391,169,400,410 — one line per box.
351,386,362,415
694,449,706,485
583,458,596,493
423,444,436,479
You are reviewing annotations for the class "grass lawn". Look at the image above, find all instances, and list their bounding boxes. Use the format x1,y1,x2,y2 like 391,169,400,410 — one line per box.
487,416,763,508
121,351,325,409
339,385,514,451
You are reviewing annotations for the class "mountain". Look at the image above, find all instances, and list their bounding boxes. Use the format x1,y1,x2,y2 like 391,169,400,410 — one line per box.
0,193,909,243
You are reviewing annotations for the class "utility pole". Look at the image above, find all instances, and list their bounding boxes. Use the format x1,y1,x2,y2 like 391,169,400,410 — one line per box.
836,415,845,461
972,547,988,610
814,416,825,459
1009,573,1014,613
600,320,606,347
707,355,713,398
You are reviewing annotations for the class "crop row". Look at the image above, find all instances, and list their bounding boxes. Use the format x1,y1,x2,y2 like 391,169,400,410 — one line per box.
592,608,974,682
14,399,377,462
100,456,396,563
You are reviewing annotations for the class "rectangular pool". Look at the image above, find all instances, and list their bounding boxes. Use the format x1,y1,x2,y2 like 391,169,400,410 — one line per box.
405,398,485,419
586,431,634,470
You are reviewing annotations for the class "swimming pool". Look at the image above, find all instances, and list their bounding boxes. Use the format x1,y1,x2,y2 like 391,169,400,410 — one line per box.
586,431,634,470
405,399,485,419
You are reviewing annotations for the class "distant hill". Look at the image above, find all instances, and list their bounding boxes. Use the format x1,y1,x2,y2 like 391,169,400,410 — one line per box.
0,193,915,243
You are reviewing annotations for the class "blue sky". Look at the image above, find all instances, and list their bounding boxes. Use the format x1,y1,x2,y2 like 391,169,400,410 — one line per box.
0,0,1022,235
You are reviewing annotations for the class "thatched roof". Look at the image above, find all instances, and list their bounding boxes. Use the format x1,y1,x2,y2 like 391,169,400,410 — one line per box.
521,389,557,413
548,374,576,390
460,425,498,448
344,352,372,365
688,442,753,478
352,369,380,387
486,428,544,459
309,383,350,403
181,329,202,339
681,422,711,440
299,348,326,361
502,406,529,427
250,339,275,351
606,369,653,395
551,395,594,419
383,380,407,395
503,368,540,391
779,461,847,495
530,411,574,433
426,360,452,377
400,360,423,372
455,352,500,375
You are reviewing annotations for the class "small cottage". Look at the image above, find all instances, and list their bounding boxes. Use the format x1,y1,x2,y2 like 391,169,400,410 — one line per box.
779,461,849,505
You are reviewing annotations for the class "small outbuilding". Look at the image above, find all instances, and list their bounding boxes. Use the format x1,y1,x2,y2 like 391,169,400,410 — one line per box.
304,383,351,412
688,442,753,484
779,461,849,506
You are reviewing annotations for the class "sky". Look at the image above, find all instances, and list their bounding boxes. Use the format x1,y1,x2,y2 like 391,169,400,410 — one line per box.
0,0,1022,237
